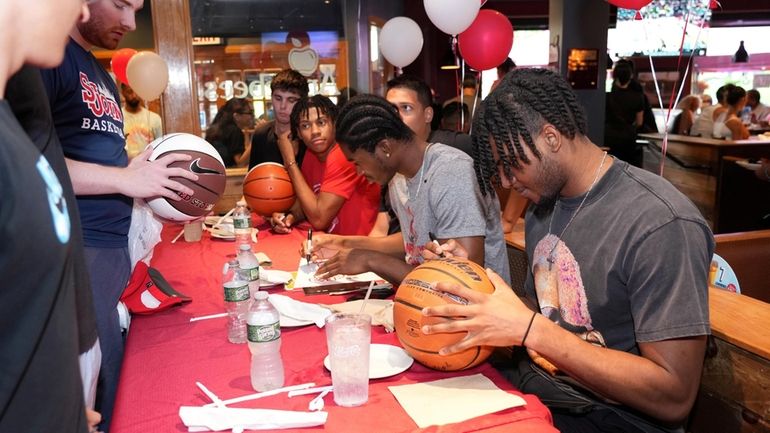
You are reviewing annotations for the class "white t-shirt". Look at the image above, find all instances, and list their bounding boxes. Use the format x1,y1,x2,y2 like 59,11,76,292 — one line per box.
122,107,162,157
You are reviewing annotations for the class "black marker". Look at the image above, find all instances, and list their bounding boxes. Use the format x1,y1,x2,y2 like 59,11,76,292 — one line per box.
428,232,446,258
306,229,313,264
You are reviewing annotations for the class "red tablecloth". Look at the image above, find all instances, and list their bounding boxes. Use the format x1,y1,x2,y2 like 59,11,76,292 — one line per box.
111,222,555,432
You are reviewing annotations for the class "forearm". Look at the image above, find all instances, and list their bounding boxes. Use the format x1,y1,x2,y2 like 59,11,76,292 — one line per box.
286,166,340,230
526,317,705,423
362,251,413,285
66,158,127,196
341,233,405,257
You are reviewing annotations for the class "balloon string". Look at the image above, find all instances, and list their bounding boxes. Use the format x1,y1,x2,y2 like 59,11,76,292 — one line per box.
657,6,707,175
468,70,480,134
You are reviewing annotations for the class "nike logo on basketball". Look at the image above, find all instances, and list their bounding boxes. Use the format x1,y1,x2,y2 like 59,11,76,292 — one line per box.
190,158,221,175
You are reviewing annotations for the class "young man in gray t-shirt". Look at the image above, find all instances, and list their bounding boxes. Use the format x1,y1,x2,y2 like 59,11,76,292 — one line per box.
310,95,510,286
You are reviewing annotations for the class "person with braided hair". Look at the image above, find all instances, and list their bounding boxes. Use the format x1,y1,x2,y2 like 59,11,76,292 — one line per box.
306,94,509,286
421,68,713,433
269,95,380,235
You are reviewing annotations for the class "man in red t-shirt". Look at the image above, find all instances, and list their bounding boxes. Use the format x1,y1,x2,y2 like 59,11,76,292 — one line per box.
271,95,380,235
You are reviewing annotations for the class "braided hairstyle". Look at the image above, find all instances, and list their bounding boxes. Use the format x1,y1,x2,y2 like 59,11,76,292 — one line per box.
335,94,415,153
473,68,588,196
289,94,338,142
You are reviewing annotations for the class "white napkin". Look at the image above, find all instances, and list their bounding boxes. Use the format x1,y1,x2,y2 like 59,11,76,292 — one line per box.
388,373,526,428
179,406,327,431
268,294,331,328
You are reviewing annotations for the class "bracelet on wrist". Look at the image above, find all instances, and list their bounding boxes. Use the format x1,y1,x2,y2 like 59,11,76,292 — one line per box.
520,312,537,347
286,160,297,168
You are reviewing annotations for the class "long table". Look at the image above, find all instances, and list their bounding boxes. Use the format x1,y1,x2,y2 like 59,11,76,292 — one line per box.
110,222,556,432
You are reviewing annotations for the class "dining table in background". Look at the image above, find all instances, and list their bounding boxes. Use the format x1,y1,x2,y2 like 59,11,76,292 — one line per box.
110,220,556,433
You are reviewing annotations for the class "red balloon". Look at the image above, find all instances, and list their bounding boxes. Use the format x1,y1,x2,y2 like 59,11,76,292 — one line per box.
458,10,513,71
607,0,652,9
111,48,137,84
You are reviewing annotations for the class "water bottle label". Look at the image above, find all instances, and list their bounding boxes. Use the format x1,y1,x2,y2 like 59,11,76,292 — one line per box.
223,283,249,302
247,322,280,343
234,216,250,229
243,266,259,281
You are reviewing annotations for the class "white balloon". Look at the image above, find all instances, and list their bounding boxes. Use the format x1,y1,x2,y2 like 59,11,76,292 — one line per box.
424,0,480,36
379,17,424,68
126,51,169,101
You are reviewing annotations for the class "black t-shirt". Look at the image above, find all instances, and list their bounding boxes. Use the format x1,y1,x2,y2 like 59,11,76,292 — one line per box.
605,86,644,134
248,120,306,169
6,66,98,355
0,102,87,433
209,122,244,167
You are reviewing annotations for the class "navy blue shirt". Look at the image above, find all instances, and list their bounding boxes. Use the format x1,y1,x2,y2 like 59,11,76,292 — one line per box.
41,38,132,248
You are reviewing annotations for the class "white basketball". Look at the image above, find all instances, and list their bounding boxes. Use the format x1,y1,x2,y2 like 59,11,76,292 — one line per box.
145,133,227,222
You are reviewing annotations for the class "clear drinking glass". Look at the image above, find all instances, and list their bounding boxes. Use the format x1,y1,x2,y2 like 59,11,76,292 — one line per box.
324,313,371,407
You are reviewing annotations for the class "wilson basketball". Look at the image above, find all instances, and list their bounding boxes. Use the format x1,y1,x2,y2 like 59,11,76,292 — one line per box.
145,133,226,221
394,257,495,371
243,162,295,216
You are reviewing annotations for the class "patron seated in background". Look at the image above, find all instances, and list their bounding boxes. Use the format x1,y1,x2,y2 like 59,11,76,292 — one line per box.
440,101,470,134
747,89,770,126
270,95,380,236
205,98,254,167
713,85,749,140
670,95,700,136
691,85,729,137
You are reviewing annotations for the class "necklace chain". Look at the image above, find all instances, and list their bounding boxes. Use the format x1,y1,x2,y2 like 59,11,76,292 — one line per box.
546,151,608,269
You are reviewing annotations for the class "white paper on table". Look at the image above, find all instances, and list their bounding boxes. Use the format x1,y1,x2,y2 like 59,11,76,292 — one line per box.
293,258,382,289
179,406,327,431
388,373,526,428
268,294,331,327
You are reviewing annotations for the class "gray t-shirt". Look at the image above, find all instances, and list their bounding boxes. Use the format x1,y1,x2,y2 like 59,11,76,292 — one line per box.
524,159,712,354
389,143,511,284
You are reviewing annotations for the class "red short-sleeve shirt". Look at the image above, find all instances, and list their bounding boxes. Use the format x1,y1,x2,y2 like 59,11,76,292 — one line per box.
300,144,380,235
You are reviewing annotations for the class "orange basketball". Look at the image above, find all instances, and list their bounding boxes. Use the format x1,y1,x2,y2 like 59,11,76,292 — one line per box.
393,257,495,371
243,162,295,216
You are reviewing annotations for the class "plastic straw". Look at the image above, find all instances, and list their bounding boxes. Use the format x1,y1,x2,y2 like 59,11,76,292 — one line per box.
196,381,226,407
358,280,376,314
189,312,228,322
203,382,316,407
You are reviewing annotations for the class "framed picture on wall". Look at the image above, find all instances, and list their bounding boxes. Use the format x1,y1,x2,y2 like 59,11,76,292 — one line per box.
567,48,599,89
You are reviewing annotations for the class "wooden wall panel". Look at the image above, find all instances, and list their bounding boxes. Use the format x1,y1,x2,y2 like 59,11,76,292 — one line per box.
150,0,199,137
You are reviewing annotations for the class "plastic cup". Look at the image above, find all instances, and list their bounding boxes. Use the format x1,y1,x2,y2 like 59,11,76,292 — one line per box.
324,313,371,407
183,221,203,242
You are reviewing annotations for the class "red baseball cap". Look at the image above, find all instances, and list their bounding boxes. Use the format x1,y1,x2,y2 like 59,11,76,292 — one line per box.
121,262,191,314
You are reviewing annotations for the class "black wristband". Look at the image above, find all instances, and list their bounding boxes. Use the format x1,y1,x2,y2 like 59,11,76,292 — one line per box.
520,312,537,347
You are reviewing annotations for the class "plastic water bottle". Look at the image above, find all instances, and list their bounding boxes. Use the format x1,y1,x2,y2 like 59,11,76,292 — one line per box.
237,244,260,298
222,259,249,344
246,291,284,392
233,200,252,250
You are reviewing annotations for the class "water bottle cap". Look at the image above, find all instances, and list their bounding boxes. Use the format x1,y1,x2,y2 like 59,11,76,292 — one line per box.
239,244,251,251
255,291,268,300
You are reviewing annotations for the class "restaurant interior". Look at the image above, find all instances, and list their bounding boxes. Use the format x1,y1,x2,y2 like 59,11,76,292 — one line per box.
84,1,770,432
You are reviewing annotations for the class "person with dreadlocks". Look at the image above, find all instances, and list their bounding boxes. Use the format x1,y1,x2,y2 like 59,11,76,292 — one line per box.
421,68,713,433
307,94,509,286
269,94,380,235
